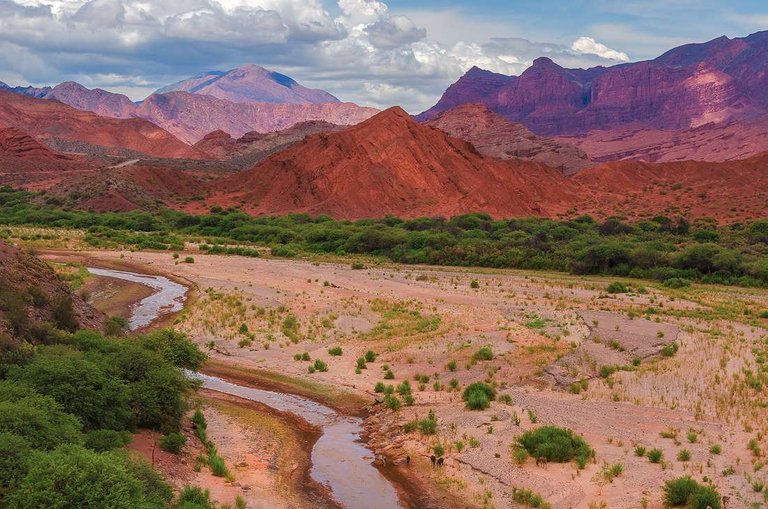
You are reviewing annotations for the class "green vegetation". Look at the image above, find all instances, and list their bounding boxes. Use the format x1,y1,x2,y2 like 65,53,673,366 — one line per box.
515,426,593,469
160,432,187,454
663,477,721,509
462,382,496,410
0,321,205,507
511,488,551,509
2,188,766,287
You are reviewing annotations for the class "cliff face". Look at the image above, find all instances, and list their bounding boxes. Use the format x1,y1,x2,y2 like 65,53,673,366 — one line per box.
418,31,768,136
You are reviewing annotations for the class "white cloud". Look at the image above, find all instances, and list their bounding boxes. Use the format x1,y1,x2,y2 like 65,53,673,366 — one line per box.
0,0,633,112
571,36,629,62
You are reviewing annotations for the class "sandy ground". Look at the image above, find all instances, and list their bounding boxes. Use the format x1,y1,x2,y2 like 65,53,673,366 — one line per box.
57,249,768,509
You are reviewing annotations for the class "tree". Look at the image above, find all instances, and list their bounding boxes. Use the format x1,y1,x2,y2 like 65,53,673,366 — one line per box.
6,445,166,509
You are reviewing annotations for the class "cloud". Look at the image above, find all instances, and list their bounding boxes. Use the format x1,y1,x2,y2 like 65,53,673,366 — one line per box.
571,36,629,62
0,0,633,112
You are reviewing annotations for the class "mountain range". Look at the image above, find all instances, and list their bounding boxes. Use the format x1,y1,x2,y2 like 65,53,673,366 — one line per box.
0,65,377,144
0,32,767,223
418,30,768,164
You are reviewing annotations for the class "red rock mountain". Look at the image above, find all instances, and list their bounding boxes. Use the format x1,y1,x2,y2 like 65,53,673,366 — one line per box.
194,121,345,167
557,115,768,163
155,65,339,104
0,90,199,159
418,31,768,137
572,153,768,222
209,107,579,219
0,127,67,161
425,104,594,175
135,91,377,143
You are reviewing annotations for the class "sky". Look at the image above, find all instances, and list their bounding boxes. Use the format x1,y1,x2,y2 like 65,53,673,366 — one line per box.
0,0,767,112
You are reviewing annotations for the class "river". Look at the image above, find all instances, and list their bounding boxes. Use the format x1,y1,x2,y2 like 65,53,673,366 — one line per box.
88,266,403,509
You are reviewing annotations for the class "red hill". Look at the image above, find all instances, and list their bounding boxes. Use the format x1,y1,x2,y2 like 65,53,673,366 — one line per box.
0,90,200,159
209,107,579,219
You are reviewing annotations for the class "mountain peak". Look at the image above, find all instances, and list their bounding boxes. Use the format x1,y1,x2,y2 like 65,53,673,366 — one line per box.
154,65,339,105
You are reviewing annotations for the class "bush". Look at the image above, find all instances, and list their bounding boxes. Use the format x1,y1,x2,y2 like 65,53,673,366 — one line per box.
0,381,83,450
664,277,691,289
516,426,592,468
417,410,438,435
364,350,377,362
160,432,187,454
647,448,663,463
5,445,171,509
664,477,720,509
472,346,494,361
328,346,343,356
175,486,214,509
511,487,551,509
606,282,629,294
84,429,132,452
0,432,31,489
183,257,195,264
462,382,496,410
313,359,328,372
51,295,78,332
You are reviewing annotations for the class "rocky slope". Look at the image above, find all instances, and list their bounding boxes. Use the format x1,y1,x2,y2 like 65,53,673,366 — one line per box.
0,127,69,161
136,92,377,143
193,121,345,167
0,90,200,159
571,153,768,222
45,82,137,119
0,240,105,340
155,64,339,104
557,115,768,163
208,107,579,219
425,104,594,175
418,31,768,137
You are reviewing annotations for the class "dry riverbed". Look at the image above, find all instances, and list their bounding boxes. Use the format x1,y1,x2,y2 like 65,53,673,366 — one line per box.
44,249,768,509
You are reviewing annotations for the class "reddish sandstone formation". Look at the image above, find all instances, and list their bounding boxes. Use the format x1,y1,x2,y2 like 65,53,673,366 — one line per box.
0,90,200,159
0,127,68,161
209,107,579,219
193,121,345,167
426,104,594,175
572,154,768,222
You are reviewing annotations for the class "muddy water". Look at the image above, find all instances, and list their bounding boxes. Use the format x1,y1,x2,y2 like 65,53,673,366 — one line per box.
191,373,402,509
87,267,187,330
91,267,403,509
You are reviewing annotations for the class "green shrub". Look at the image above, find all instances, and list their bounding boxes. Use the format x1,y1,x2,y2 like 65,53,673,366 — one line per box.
364,350,377,362
664,477,720,509
470,279,480,289
183,256,195,264
208,454,229,477
84,429,132,452
417,410,438,435
160,432,187,454
647,448,663,463
328,346,343,356
0,382,82,450
511,487,551,509
176,486,214,509
462,382,496,410
0,432,31,489
606,282,629,294
516,426,592,468
313,359,328,372
472,346,494,361
5,445,171,509
664,277,691,289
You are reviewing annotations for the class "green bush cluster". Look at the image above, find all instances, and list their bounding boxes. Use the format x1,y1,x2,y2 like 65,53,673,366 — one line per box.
0,326,205,506
2,188,766,288
462,382,496,410
515,426,593,469
663,476,721,509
